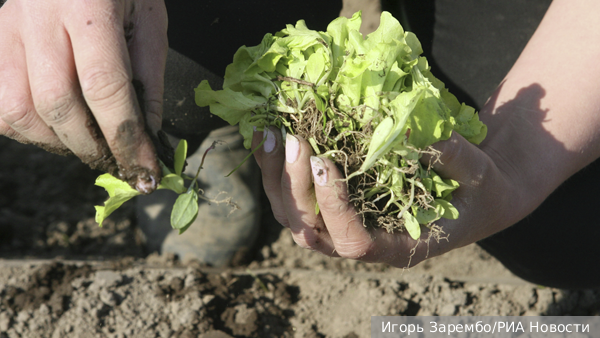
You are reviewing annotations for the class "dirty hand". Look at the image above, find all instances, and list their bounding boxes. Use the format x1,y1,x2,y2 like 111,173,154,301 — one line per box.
0,0,168,193
251,125,526,268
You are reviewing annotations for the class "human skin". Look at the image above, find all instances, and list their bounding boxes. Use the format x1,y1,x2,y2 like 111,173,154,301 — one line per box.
0,0,168,193
252,0,600,267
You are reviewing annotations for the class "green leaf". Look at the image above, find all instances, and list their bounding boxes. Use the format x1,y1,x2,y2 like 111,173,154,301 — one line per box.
453,104,488,144
174,139,187,176
404,87,451,149
94,174,141,227
171,191,199,234
415,204,443,224
403,211,421,240
428,171,458,198
158,173,186,194
306,51,326,84
194,80,268,126
359,89,422,173
326,11,362,74
435,199,460,220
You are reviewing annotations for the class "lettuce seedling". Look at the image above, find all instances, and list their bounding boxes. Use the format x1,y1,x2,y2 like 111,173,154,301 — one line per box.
95,139,215,234
195,11,487,240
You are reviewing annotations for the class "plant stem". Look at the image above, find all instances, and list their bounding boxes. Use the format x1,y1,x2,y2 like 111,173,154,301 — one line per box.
188,141,217,193
397,178,415,219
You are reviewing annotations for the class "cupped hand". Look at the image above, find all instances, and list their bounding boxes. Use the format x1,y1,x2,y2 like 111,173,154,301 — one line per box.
252,126,520,268
0,0,168,193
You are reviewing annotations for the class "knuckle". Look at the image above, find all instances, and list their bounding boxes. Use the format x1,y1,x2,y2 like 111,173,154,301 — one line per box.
0,120,19,140
80,68,130,106
291,225,329,252
272,211,290,228
33,82,77,125
143,99,163,129
335,241,372,260
1,94,33,127
320,193,352,218
291,231,319,250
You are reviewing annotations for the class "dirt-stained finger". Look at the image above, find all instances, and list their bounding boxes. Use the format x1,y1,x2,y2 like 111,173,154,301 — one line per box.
22,10,116,169
66,0,160,193
310,156,373,259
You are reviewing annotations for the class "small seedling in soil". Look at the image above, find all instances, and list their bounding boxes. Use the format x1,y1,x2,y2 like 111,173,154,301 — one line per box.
195,11,487,240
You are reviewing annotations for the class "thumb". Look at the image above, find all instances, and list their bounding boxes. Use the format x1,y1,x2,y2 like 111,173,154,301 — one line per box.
421,132,489,187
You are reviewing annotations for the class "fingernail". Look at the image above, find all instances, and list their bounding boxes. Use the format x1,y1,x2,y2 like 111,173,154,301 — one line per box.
286,134,299,163
135,174,157,194
310,156,328,186
263,128,275,153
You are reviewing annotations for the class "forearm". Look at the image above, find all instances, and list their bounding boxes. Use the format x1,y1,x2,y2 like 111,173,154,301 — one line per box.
479,0,600,221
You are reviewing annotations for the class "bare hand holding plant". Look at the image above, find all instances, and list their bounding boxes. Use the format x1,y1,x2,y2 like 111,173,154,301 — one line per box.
252,0,600,267
0,0,168,193
251,123,516,268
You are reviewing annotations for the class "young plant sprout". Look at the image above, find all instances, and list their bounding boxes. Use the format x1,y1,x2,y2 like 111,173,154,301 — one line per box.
94,139,218,234
194,11,487,240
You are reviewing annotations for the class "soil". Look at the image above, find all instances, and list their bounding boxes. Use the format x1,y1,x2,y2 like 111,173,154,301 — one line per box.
1,3,600,338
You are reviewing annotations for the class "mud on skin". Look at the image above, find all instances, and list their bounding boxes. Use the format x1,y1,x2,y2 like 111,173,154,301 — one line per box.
7,79,168,194
81,79,170,195
133,79,177,170
113,119,160,194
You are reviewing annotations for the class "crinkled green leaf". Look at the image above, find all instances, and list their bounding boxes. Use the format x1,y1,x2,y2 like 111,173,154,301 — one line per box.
405,87,452,149
223,34,275,91
452,104,488,144
359,89,423,173
195,80,268,126
327,11,362,76
94,174,141,227
306,51,326,84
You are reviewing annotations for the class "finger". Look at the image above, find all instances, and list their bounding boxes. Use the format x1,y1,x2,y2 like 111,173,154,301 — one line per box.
127,0,168,133
21,3,112,162
281,134,338,254
309,155,375,259
426,132,519,246
0,3,66,151
309,155,437,266
421,132,488,187
0,119,22,142
67,0,160,192
252,126,290,227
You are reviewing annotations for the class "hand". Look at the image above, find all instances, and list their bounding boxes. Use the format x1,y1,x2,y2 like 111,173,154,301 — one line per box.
0,0,168,193
252,126,519,268
253,0,600,268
